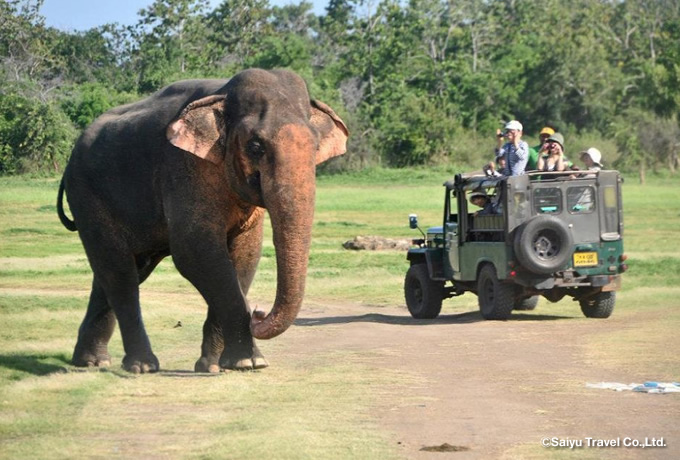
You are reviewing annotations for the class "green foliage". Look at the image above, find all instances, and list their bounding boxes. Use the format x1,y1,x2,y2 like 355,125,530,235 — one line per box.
60,83,137,129
0,86,77,175
1,0,679,174
206,0,273,74
250,34,312,72
376,90,461,166
611,108,680,174
132,0,214,91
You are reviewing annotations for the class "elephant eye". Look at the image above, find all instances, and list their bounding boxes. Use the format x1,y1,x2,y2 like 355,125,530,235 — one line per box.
246,138,265,160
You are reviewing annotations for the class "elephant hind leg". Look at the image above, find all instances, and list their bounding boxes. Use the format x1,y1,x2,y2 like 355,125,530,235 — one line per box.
194,306,223,373
72,280,116,368
83,247,158,373
73,251,167,369
104,268,159,374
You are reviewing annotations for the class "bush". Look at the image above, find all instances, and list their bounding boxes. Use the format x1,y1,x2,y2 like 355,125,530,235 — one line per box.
375,91,462,167
60,83,138,129
610,109,680,176
0,88,77,175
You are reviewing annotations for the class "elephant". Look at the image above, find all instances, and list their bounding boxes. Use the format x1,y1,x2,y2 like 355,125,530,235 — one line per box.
56,68,348,373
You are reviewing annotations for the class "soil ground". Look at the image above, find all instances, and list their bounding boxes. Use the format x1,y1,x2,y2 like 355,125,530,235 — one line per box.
279,301,679,459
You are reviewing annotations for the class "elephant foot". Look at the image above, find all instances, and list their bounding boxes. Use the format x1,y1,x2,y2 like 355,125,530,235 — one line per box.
219,345,269,371
72,344,112,368
194,356,221,374
122,353,159,374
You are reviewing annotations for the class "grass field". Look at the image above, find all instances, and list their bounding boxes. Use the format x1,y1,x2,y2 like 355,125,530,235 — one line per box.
1,170,679,458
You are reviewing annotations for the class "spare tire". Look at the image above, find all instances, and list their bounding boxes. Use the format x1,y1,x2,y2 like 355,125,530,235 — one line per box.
514,216,573,275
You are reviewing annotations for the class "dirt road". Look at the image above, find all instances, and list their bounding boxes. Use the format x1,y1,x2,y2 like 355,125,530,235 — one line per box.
282,302,679,459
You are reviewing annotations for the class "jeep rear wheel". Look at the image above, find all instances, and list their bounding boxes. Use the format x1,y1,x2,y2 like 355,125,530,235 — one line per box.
580,291,616,318
404,264,443,319
477,264,515,320
515,295,539,311
514,216,573,275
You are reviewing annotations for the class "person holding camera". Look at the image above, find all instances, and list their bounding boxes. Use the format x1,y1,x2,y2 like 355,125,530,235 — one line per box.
526,126,556,171
483,152,506,177
494,120,529,176
537,132,567,172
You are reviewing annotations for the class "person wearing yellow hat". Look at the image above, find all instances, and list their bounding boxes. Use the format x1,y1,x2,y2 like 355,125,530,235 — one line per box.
526,126,555,171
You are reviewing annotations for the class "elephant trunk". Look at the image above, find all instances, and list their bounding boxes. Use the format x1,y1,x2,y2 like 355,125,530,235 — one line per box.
250,125,317,340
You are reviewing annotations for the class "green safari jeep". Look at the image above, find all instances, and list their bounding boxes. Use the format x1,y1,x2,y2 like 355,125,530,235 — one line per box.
404,170,628,320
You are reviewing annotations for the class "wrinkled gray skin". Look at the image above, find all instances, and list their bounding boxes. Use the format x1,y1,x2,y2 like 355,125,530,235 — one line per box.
57,69,348,373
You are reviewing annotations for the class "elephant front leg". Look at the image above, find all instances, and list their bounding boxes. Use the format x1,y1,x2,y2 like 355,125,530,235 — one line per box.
194,309,267,372
219,215,268,371
218,308,268,370
172,218,268,372
190,290,269,372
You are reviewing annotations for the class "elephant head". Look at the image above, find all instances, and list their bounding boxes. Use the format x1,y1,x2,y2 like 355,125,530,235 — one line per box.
166,69,348,340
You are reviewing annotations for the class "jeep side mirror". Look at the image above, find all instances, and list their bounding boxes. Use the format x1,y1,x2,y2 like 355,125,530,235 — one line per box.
409,214,418,229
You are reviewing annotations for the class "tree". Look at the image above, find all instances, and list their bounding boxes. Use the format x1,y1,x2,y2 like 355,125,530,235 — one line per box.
60,82,137,129
132,0,212,91
249,3,317,73
0,84,77,174
0,0,62,95
206,0,272,72
52,26,125,86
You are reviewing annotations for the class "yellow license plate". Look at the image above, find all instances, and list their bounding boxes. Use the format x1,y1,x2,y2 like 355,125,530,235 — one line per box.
574,252,598,267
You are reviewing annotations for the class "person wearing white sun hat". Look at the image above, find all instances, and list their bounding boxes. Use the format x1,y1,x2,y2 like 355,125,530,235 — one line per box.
580,147,603,171
494,120,529,176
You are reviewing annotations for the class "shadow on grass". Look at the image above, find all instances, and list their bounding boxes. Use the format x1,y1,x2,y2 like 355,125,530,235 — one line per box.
511,313,576,321
295,311,482,326
159,370,225,378
0,355,258,378
295,311,574,327
0,352,71,376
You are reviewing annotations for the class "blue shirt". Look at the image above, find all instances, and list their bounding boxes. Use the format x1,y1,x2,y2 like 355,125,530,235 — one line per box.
497,141,529,176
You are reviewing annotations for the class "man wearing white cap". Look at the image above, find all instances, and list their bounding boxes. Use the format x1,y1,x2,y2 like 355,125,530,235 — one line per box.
495,120,529,176
580,147,603,172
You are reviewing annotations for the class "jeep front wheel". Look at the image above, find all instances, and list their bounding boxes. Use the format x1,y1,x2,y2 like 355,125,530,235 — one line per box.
404,264,443,319
477,264,515,320
580,291,616,318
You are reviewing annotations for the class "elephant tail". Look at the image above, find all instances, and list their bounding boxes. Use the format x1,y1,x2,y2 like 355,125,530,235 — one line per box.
57,178,77,232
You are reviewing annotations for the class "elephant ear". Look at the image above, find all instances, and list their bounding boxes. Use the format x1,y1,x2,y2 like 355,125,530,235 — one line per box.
167,95,227,165
310,99,349,165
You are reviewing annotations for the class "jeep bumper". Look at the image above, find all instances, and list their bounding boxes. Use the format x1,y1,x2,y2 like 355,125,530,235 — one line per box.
512,273,622,291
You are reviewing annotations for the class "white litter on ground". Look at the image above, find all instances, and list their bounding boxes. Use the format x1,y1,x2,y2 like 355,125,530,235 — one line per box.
586,382,680,394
